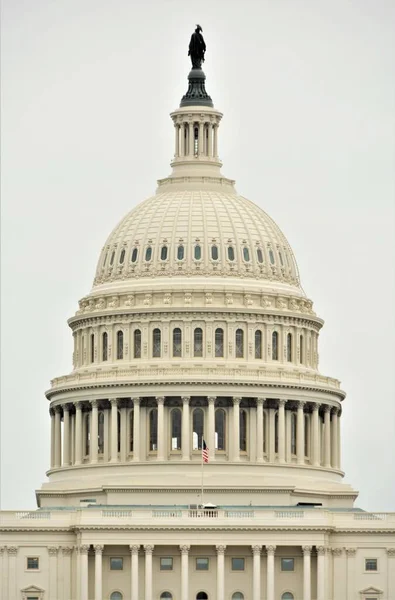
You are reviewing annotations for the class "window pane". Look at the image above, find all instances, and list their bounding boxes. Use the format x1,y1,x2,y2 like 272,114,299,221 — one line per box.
160,557,173,570
291,415,297,455
173,328,182,357
215,328,224,357
215,409,226,450
134,329,141,359
235,329,244,358
269,249,275,264
117,330,124,360
160,594,173,599
98,412,104,454
300,335,304,363
119,249,125,264
228,246,235,261
193,408,204,450
232,594,244,600
231,557,245,571
194,244,202,260
287,333,292,362
171,409,182,450
243,247,250,262
239,410,247,452
153,328,161,357
27,557,39,569
255,330,262,359
257,248,263,263
177,245,184,260
129,410,134,452
90,333,95,363
102,332,108,361
194,328,203,357
282,594,294,600
85,413,90,456
110,251,115,265
196,557,209,570
110,557,123,570
365,559,378,571
281,558,294,571
131,247,138,263
211,245,218,260
150,409,158,451
145,246,152,261
110,593,123,600
161,246,168,261
272,331,278,360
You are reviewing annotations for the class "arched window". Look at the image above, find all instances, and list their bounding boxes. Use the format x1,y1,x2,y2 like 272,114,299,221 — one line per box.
153,328,161,357
110,593,123,600
287,333,292,362
160,594,173,600
281,594,294,600
304,414,309,457
194,328,203,357
215,409,226,450
170,408,182,451
177,244,184,260
255,330,262,359
192,408,204,450
300,335,304,364
239,409,247,452
161,245,168,261
235,329,244,358
131,247,138,263
194,125,199,156
227,246,235,261
98,411,104,454
194,244,202,260
272,331,278,360
196,593,208,600
102,332,108,361
85,413,90,456
145,246,152,262
149,409,158,451
90,333,95,363
291,413,297,454
110,251,115,266
257,247,264,263
243,247,250,262
232,594,245,600
117,330,124,360
173,328,182,357
129,410,134,452
119,248,125,264
211,245,219,260
275,412,279,453
117,410,121,453
269,249,275,264
134,329,141,359
215,328,224,357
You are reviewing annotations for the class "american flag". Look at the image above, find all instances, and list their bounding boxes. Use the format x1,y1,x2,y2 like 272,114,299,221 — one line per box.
202,440,209,463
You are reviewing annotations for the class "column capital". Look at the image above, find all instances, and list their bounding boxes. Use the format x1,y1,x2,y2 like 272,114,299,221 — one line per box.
323,404,331,413
94,545,104,555
181,396,191,405
278,399,287,408
74,401,83,410
302,546,312,556
110,398,118,407
232,397,242,406
251,545,262,556
386,548,395,556
49,407,55,417
332,548,343,557
312,402,321,412
297,401,306,409
7,546,18,556
345,547,356,556
216,545,226,555
79,545,90,555
91,399,99,409
156,396,165,405
130,544,140,555
63,403,72,412
48,546,59,556
316,546,326,556
331,406,339,415
180,544,191,555
54,405,62,414
144,544,154,554
133,397,141,406
61,546,73,556
0,547,5,554
266,545,276,555
207,396,216,406
256,397,264,407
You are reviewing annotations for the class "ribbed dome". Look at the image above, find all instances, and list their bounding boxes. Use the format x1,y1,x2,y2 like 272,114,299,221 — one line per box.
93,190,302,291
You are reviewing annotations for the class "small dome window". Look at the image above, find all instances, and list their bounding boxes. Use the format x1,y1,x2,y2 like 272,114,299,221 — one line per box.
211,245,219,260
228,246,235,261
110,251,115,266
194,244,202,260
177,245,185,260
243,247,250,262
161,245,168,261
279,251,284,266
257,248,263,263
119,249,125,264
269,249,275,264
131,247,138,263
145,246,152,262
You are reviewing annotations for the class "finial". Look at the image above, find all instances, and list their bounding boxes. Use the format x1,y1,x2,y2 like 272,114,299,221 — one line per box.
181,26,213,108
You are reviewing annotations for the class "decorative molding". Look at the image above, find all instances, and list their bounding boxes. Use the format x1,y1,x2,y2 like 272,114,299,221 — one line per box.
61,546,73,556
346,547,357,556
387,548,395,556
47,546,58,556
79,545,90,555
7,546,18,555
180,544,191,554
216,545,226,555
316,546,326,555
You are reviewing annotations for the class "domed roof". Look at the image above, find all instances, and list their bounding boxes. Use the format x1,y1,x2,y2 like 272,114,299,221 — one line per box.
93,189,302,292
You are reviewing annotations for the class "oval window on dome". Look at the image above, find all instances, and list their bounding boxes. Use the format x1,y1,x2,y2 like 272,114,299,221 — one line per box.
145,246,152,262
119,249,125,264
131,247,138,263
177,245,185,260
110,251,115,266
194,245,202,260
257,248,263,264
228,246,235,261
161,245,168,261
243,247,250,262
211,245,219,260
269,249,275,264
279,251,284,266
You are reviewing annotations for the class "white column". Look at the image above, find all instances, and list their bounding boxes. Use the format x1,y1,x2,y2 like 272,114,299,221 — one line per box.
120,405,127,462
232,397,241,461
216,545,226,600
303,545,312,600
312,403,321,466
174,124,179,157
213,124,218,157
62,547,72,600
94,545,103,600
2,546,8,600
278,399,286,463
7,547,17,600
256,398,264,462
266,545,276,600
208,123,213,157
208,396,216,460
180,544,190,600
317,546,326,600
346,548,356,600
332,548,345,600
324,406,331,467
0,546,4,600
48,547,58,600
80,545,89,600
337,410,342,470
181,396,191,460
144,545,154,600
268,408,275,462
133,398,140,462
181,123,186,156
297,401,305,464
188,122,194,156
331,408,339,469
54,407,61,468
157,396,165,461
75,402,83,465
252,545,262,600
50,409,55,468
75,546,80,600
387,548,395,600
130,545,139,600
110,398,118,462
63,405,71,466
91,400,98,464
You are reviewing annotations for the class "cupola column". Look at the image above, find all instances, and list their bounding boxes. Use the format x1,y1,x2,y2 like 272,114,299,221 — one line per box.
324,406,331,467
278,400,286,463
207,396,216,461
208,123,213,157
232,397,241,461
337,411,342,470
331,408,339,469
297,401,306,464
312,403,321,466
91,400,99,464
54,407,62,468
63,404,71,466
256,398,264,462
156,396,165,461
213,124,218,158
74,402,83,466
174,124,180,157
110,399,118,463
133,398,141,462
50,409,55,469
181,396,191,461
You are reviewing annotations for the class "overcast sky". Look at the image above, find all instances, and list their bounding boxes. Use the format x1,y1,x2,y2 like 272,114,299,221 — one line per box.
1,0,394,511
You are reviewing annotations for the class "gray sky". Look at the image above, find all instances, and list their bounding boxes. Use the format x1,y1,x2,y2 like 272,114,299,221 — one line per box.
1,0,394,511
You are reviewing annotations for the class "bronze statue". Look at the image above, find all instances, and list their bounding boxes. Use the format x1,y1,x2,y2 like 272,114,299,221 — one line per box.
188,24,206,69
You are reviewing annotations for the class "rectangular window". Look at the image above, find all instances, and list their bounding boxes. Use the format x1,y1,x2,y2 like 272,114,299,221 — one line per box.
110,557,123,570
27,597,39,600
27,557,39,570
160,557,173,570
281,558,294,571
231,557,245,571
196,557,209,570
365,558,378,571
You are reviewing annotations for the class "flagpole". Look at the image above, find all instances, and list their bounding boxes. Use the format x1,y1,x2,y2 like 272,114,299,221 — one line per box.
201,440,204,508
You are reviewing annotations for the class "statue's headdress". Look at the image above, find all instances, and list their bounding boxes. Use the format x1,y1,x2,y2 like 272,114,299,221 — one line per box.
196,24,203,32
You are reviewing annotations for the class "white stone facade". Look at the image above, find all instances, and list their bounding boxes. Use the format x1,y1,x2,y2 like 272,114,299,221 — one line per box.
0,58,394,600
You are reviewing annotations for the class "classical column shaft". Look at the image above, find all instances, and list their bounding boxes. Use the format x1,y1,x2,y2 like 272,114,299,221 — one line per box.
387,549,395,600
297,401,305,464
48,547,58,600
130,546,139,600
63,406,70,466
256,399,264,462
213,125,218,157
331,410,339,468
94,546,103,600
216,546,225,600
337,412,342,469
317,547,325,600
54,409,61,468
91,401,98,463
324,407,331,467
110,399,118,462
252,546,262,600
312,404,320,466
174,124,179,157
232,398,240,461
50,411,55,468
80,546,88,600
346,549,356,600
157,397,165,461
182,397,190,460
144,546,153,600
278,400,286,463
208,123,213,157
7,548,17,600
180,545,190,600
266,546,276,600
75,403,82,465
62,548,72,600
303,546,312,600
208,397,216,460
